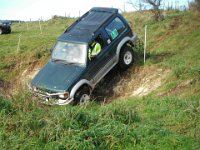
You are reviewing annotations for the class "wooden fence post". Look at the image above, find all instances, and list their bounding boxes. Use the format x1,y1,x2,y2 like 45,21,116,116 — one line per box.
17,34,21,53
144,25,147,64
39,20,42,34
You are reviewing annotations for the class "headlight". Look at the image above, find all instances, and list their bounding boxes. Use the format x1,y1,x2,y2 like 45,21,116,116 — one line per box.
59,92,69,99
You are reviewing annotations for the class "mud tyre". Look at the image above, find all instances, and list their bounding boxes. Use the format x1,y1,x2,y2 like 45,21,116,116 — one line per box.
119,45,134,70
74,86,91,105
7,28,11,34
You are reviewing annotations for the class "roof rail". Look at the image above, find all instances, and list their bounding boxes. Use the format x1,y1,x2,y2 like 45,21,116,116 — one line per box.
90,7,118,13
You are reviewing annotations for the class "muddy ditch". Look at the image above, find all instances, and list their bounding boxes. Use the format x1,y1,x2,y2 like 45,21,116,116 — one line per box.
16,64,170,103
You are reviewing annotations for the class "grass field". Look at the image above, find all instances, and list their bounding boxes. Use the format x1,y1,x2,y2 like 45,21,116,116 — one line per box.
0,10,200,149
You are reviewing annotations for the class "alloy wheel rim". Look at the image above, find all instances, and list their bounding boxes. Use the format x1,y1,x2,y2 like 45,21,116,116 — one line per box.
124,51,132,65
80,94,90,104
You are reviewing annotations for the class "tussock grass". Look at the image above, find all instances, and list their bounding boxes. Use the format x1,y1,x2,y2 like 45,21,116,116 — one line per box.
0,93,199,149
0,93,141,149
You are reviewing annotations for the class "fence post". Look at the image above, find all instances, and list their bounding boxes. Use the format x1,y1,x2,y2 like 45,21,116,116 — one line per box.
39,20,42,34
17,34,21,53
26,22,29,31
144,25,147,64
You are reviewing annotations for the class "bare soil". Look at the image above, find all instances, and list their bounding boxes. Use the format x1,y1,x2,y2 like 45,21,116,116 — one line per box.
93,65,170,103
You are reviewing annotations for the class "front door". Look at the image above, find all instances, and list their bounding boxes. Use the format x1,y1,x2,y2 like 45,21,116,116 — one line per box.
86,33,116,85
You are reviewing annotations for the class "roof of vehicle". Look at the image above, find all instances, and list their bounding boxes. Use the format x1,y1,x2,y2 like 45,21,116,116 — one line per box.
0,20,10,23
0,20,11,25
58,7,119,43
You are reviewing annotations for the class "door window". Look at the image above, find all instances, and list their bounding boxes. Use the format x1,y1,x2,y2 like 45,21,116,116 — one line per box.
105,17,126,40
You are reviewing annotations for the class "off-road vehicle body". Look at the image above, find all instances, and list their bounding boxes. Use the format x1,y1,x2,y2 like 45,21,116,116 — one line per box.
31,7,138,105
0,21,11,34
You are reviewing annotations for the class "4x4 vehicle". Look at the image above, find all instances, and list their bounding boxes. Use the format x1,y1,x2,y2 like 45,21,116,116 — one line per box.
31,7,137,105
0,21,11,34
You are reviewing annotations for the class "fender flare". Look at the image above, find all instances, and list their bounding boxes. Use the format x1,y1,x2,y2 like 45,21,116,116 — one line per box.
69,79,93,98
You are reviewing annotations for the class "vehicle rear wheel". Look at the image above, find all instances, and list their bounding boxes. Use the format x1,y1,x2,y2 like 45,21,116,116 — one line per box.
0,28,3,34
74,86,91,105
119,45,134,70
7,28,11,34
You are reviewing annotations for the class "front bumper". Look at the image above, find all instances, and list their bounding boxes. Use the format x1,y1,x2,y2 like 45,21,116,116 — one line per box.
28,85,74,105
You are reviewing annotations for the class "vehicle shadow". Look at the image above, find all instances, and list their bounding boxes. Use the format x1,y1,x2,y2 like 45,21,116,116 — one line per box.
91,66,126,103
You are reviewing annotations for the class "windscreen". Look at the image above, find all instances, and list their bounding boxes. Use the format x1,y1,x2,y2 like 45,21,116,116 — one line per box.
52,41,87,65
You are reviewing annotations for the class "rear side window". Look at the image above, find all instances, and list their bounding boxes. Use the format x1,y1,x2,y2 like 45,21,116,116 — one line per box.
105,17,126,40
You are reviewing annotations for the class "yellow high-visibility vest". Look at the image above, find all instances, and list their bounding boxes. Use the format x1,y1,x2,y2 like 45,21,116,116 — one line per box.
89,42,101,59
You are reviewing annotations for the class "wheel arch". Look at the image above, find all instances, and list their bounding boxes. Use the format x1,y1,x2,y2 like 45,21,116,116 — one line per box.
116,36,135,62
69,79,93,99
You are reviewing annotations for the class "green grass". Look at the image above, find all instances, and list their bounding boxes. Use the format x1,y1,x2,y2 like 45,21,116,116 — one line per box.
0,93,199,149
0,11,200,149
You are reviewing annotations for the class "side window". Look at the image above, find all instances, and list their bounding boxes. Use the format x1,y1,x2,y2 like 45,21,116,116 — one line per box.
105,17,126,40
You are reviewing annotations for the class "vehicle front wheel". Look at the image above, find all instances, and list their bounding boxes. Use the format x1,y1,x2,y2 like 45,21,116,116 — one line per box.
119,45,134,70
74,86,91,105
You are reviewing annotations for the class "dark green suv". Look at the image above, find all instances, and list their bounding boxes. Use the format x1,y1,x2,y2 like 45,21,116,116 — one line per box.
30,7,138,105
0,21,11,34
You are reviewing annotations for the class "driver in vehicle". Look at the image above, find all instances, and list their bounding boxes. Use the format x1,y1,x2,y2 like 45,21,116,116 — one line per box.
89,40,101,59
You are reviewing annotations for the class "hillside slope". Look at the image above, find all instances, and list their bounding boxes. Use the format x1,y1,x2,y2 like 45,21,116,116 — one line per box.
0,11,200,149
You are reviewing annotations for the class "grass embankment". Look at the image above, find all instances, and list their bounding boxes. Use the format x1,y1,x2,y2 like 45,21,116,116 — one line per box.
0,11,200,149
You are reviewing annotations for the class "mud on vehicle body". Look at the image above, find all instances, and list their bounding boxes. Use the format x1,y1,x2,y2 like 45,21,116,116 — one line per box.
0,21,11,34
30,7,138,105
